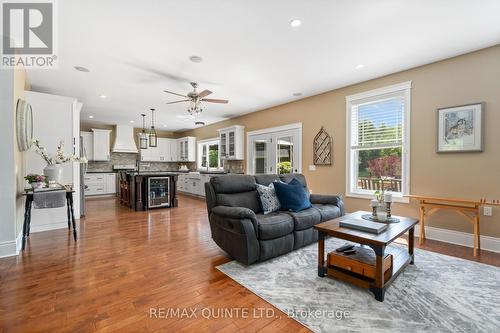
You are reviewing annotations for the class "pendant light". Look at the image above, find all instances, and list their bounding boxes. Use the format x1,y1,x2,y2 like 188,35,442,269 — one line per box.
149,108,158,147
139,114,148,149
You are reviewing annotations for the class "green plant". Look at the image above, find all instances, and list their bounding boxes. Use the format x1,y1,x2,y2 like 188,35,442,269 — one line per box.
208,149,219,168
277,161,291,174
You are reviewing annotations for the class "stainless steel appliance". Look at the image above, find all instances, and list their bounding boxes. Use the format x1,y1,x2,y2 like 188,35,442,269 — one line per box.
147,176,171,208
79,136,88,217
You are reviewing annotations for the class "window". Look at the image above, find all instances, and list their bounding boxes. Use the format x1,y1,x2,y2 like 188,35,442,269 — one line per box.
346,82,411,202
197,139,221,171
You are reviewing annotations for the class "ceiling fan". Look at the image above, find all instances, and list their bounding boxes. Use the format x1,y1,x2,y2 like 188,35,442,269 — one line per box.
163,82,228,115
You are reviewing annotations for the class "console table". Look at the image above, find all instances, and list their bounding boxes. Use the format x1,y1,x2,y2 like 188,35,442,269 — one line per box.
406,195,500,256
22,187,77,251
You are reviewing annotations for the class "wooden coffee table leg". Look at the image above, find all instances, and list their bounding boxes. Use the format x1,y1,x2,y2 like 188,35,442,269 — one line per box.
317,231,327,277
409,226,415,264
369,244,386,302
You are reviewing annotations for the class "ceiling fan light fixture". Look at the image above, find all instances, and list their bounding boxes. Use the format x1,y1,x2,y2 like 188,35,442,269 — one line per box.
140,113,148,149
148,108,158,148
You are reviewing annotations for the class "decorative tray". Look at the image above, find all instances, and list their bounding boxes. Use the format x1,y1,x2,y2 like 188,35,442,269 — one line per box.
361,214,400,224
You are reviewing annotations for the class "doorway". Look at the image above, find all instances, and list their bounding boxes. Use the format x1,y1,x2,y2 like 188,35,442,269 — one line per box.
247,123,302,175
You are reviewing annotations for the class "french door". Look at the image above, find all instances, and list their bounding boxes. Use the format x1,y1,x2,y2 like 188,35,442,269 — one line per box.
248,127,301,175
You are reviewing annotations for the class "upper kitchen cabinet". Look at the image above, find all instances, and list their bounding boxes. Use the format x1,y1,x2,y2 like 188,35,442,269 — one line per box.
218,125,244,160
140,137,178,162
80,131,93,161
92,129,111,161
177,137,196,162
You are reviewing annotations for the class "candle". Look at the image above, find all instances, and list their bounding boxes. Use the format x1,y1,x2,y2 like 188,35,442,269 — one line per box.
384,193,393,203
377,211,388,222
370,199,379,207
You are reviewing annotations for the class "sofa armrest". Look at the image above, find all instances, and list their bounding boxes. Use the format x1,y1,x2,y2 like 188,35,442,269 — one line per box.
211,206,259,235
310,194,346,215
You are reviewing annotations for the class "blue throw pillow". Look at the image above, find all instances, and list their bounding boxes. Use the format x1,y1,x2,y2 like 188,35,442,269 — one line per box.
273,178,312,212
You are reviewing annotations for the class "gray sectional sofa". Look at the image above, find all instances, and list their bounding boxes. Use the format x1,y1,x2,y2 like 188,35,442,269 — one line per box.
205,173,345,265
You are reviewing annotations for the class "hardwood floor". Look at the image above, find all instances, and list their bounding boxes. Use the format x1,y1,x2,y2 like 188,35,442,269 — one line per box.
1,195,499,332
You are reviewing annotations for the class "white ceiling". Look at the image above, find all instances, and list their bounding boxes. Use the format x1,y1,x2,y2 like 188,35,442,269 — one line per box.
26,0,500,131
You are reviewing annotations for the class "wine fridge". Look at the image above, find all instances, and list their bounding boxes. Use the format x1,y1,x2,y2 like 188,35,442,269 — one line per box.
147,176,171,208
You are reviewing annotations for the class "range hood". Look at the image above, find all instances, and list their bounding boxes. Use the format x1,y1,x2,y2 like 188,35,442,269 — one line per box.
112,125,138,153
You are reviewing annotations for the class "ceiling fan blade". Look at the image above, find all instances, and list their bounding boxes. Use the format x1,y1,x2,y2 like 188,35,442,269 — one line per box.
202,98,229,104
197,89,212,98
163,90,188,98
166,99,190,105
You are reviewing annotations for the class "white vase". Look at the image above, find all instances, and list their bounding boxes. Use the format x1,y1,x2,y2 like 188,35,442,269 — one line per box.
43,164,63,183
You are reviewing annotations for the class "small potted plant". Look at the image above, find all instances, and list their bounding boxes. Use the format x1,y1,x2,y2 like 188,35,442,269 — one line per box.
24,174,47,189
31,139,88,183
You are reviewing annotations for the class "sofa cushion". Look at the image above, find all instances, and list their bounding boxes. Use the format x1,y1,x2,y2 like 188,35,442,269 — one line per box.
256,183,280,214
254,174,280,186
280,173,307,187
312,204,342,221
210,175,256,194
274,178,312,212
216,191,261,213
255,213,294,240
285,207,321,230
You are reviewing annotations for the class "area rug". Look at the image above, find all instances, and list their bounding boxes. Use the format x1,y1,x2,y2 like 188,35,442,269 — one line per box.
217,238,500,333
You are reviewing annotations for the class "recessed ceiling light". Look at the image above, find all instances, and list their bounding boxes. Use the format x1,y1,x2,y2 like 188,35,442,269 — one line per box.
74,66,90,72
99,95,107,99
88,115,94,119
356,64,365,69
163,124,168,127
129,120,134,123
189,55,203,63
293,92,303,97
289,19,302,27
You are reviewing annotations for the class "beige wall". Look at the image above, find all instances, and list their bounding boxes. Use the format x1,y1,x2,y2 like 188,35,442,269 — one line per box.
180,45,500,238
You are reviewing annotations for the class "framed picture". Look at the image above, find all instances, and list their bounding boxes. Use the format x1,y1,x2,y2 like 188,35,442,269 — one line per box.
437,102,484,153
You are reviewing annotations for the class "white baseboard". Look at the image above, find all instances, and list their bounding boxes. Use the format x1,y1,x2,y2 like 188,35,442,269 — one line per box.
0,232,23,258
415,225,500,253
30,221,69,233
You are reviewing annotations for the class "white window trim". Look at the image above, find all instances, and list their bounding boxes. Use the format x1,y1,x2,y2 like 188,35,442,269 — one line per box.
197,137,222,171
246,122,302,174
345,81,412,204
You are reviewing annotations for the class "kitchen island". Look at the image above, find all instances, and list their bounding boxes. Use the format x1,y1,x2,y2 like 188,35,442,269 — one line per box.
120,172,179,211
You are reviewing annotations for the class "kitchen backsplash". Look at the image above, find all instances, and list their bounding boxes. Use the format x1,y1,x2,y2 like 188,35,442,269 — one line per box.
224,160,245,174
88,152,245,174
87,152,198,172
138,161,196,172
87,152,138,172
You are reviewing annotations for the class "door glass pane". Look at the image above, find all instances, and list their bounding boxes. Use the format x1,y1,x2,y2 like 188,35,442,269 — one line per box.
254,141,267,174
276,136,293,174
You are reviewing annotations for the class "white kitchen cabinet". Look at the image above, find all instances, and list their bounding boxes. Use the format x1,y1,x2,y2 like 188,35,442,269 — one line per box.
92,129,111,161
177,137,196,162
85,173,116,196
80,131,93,161
140,137,179,162
167,139,177,162
218,125,244,160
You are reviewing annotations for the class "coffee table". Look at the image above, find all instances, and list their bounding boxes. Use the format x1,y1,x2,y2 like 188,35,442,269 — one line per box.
314,211,418,302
